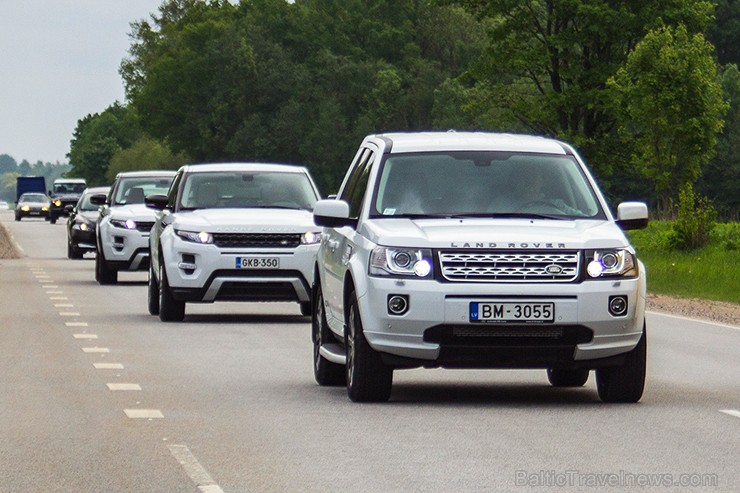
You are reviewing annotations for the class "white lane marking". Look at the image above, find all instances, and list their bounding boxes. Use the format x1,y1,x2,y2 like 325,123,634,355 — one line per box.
94,363,124,369
73,334,98,339
82,347,109,353
46,290,63,294
124,409,163,419
55,303,74,308
66,322,88,327
59,312,81,316
42,285,59,289
35,275,50,279
107,383,141,391
38,279,54,284
647,310,740,331
720,409,740,419
49,296,68,300
168,444,224,493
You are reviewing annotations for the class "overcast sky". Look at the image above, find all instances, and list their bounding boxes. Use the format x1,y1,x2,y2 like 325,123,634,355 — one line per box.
0,1,165,164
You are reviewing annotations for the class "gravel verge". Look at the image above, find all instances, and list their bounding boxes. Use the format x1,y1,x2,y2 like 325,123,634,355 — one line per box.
0,220,22,259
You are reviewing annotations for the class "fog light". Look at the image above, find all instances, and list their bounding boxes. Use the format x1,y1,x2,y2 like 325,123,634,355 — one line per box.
387,295,409,315
609,296,628,317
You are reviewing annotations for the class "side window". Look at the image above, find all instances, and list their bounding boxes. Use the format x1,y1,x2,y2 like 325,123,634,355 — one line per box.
167,172,183,209
339,148,375,219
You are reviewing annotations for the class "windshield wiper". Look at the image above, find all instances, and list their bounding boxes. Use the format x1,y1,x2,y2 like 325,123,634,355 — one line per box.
381,212,569,220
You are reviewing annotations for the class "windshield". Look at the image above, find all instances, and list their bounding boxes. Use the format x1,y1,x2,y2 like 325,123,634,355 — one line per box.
20,193,48,203
179,171,319,210
53,182,86,194
113,176,173,205
371,152,604,219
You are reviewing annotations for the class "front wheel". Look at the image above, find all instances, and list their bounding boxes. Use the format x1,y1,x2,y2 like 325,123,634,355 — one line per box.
312,284,345,386
345,290,393,402
67,239,83,259
596,323,647,403
95,249,117,284
158,261,185,322
147,262,160,315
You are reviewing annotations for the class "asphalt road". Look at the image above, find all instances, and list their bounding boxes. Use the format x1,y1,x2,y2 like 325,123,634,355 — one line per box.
0,210,738,492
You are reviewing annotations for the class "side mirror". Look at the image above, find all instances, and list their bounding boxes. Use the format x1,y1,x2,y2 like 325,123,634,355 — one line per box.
64,205,74,214
89,194,108,206
313,199,355,228
145,194,169,211
616,202,648,230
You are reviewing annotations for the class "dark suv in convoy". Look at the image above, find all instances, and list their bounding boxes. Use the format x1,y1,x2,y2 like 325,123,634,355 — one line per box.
48,178,87,224
66,186,110,259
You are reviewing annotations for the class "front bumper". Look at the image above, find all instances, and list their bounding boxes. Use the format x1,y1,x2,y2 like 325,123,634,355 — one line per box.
162,240,319,303
98,222,150,270
70,227,97,251
354,275,646,368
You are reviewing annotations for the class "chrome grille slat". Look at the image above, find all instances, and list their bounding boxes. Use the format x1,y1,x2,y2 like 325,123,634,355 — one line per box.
439,250,579,282
212,233,301,249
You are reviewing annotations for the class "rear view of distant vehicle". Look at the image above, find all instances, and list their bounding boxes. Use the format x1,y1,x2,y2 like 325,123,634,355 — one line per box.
92,171,176,284
15,193,50,221
48,178,87,224
147,163,322,322
66,186,110,259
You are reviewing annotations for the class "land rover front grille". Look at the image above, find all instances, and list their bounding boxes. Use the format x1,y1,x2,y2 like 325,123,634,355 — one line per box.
438,250,579,282
212,233,301,249
135,221,155,232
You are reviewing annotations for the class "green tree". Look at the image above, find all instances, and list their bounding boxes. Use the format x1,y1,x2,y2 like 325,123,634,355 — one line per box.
0,154,17,174
67,103,142,185
609,25,727,213
106,137,189,182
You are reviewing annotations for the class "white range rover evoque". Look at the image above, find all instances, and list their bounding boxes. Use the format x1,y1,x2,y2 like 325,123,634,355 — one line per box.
146,162,323,322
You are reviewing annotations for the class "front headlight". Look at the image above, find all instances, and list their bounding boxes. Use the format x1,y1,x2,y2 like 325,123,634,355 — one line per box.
369,247,433,278
53,199,62,207
175,230,213,244
300,231,322,245
110,218,137,230
42,206,49,212
585,249,638,278
74,220,92,231
21,205,30,212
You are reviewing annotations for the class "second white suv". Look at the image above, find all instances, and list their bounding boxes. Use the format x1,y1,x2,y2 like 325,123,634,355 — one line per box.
92,171,176,284
146,162,322,322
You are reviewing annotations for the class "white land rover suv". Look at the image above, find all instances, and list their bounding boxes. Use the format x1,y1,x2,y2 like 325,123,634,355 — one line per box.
146,163,322,322
312,132,649,403
92,171,176,284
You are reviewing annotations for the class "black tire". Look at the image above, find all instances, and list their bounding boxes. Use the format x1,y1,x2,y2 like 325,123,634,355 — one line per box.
596,322,647,403
345,290,393,402
300,301,312,316
67,240,83,259
547,368,589,387
147,262,160,316
15,214,20,221
49,215,57,224
158,261,185,322
95,249,117,284
312,284,345,386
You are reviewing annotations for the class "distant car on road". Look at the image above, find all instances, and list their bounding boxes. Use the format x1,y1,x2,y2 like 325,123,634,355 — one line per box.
66,186,110,259
15,193,50,221
92,171,176,284
146,162,322,321
48,178,87,224
0,200,9,210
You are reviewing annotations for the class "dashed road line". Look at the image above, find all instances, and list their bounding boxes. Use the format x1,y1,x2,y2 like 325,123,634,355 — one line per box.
55,303,74,308
66,322,88,327
720,409,740,419
49,296,68,300
73,334,98,339
168,444,224,493
93,363,124,369
41,285,59,289
106,383,141,391
82,347,110,353
124,409,164,419
59,312,81,316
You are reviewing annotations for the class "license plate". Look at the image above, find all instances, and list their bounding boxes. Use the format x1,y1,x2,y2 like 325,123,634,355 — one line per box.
470,302,554,323
235,257,280,269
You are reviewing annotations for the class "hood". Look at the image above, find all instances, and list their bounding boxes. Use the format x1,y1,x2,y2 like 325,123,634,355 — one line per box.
172,208,320,233
77,211,100,223
108,204,158,222
360,218,631,250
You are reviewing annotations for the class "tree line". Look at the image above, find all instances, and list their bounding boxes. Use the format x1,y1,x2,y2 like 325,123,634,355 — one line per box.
64,0,740,218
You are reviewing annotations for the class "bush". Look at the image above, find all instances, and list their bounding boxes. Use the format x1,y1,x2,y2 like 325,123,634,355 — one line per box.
668,183,716,250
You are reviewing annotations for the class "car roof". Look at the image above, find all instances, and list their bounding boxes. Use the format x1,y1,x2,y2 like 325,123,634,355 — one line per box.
115,170,177,179
370,132,572,155
54,178,87,183
179,162,308,174
83,186,110,194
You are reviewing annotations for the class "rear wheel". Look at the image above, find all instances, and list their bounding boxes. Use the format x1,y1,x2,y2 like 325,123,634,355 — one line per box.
547,368,589,387
95,249,117,284
147,262,160,316
158,261,185,322
346,290,393,402
312,284,345,386
596,323,647,403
